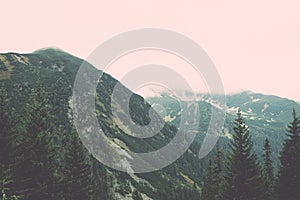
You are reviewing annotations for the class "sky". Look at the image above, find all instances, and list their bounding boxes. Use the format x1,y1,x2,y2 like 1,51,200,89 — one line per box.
1,0,300,101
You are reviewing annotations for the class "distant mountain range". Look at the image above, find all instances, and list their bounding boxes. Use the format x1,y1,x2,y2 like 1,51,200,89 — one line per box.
147,90,300,169
1,48,297,199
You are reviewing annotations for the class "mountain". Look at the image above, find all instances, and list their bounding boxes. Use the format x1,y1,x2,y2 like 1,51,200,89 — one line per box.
1,48,297,199
147,91,300,169
0,48,203,199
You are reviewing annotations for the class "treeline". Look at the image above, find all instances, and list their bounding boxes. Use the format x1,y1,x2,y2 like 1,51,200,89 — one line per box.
201,109,300,200
0,86,111,200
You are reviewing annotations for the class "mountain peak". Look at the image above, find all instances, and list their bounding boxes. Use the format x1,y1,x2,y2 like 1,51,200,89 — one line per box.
242,90,254,94
33,47,66,54
31,47,81,63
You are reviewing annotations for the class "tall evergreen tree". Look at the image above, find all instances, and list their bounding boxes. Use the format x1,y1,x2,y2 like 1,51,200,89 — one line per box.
64,131,91,200
262,138,275,200
277,109,300,200
224,109,265,200
14,85,56,199
201,160,215,200
90,156,107,200
201,145,224,200
0,88,19,199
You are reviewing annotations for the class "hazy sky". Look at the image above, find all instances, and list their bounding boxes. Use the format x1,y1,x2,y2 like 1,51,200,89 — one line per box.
1,0,300,100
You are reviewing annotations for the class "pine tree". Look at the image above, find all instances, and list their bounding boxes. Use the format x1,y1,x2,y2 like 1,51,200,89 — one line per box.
277,109,300,200
262,138,275,200
64,131,91,200
14,85,56,199
201,145,224,200
224,109,265,200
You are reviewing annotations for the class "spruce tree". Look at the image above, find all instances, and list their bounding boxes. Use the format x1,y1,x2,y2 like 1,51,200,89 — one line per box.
201,145,224,200
277,109,300,200
14,85,56,199
0,88,11,172
90,156,107,200
224,109,265,200
0,88,19,199
64,131,91,200
201,160,215,200
262,138,275,200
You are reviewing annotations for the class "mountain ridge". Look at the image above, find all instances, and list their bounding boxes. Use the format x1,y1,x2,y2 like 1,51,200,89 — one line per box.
1,49,297,199
147,90,300,170
0,50,204,199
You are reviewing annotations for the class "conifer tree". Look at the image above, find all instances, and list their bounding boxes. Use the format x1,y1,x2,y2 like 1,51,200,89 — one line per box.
277,109,300,200
64,131,91,200
14,85,56,199
201,160,215,200
0,88,19,199
262,138,275,200
224,109,265,200
90,156,107,200
0,88,11,172
201,145,224,200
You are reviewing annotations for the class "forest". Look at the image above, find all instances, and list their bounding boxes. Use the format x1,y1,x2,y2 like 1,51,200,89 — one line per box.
0,50,299,200
0,84,299,200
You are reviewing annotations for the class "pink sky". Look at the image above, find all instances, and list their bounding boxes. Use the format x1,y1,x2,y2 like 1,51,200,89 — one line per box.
1,0,300,100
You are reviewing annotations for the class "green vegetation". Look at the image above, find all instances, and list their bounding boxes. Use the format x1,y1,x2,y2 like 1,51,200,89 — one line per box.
277,109,300,200
223,110,265,199
201,145,224,200
0,49,299,199
0,49,202,199
202,109,300,200
262,138,275,200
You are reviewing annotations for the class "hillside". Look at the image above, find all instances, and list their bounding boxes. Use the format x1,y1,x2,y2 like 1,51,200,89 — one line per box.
1,48,298,199
147,91,300,169
0,49,204,199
